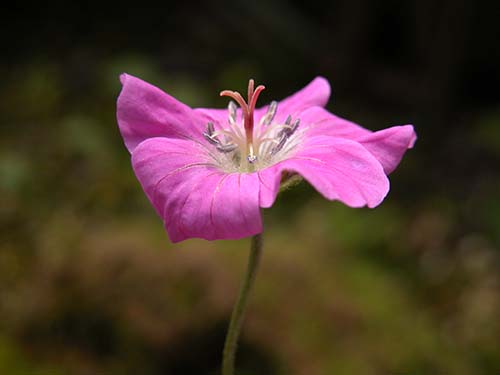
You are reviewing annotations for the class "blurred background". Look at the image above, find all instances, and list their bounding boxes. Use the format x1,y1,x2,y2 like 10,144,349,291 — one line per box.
1,0,499,374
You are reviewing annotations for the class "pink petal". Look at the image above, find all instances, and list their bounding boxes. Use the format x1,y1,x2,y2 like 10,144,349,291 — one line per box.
259,136,389,209
131,137,262,242
193,108,228,126
357,125,416,174
117,74,207,153
299,106,416,174
208,172,262,240
272,77,331,121
299,106,372,139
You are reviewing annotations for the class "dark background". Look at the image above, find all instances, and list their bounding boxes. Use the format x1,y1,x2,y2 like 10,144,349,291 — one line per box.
1,1,499,374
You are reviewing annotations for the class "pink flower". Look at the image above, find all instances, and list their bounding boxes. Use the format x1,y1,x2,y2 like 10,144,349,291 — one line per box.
117,74,416,242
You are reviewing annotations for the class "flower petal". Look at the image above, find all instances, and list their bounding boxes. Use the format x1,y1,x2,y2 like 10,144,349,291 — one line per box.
298,106,371,139
131,137,262,242
193,108,227,125
356,125,416,174
273,77,331,120
117,74,207,153
299,106,416,173
259,136,389,209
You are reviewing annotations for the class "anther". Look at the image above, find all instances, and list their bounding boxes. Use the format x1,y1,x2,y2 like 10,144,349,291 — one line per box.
204,122,238,154
247,144,257,163
289,118,300,135
203,122,220,145
271,135,287,155
272,117,301,155
216,143,238,153
277,116,299,138
247,155,257,163
228,101,237,125
260,101,278,126
206,121,216,134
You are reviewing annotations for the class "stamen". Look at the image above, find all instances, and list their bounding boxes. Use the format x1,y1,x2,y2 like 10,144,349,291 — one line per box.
204,122,240,154
260,101,278,126
220,80,266,160
289,119,300,134
206,121,216,134
203,122,220,145
216,143,238,153
277,117,300,138
258,137,281,144
204,80,303,171
280,118,300,137
272,117,300,155
228,101,237,125
204,135,220,146
259,122,293,140
271,134,288,155
247,144,257,163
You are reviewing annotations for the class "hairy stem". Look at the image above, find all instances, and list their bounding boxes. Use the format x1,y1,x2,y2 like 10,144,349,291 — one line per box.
222,233,263,375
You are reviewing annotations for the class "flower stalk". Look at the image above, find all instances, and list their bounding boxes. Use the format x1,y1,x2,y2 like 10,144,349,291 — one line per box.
222,233,263,375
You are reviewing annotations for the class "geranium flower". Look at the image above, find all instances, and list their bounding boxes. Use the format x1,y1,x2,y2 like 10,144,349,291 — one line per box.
117,74,416,242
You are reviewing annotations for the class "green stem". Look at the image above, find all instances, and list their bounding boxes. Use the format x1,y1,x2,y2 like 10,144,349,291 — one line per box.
222,233,263,375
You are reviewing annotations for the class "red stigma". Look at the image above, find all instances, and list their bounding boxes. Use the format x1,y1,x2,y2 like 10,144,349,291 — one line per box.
220,79,265,143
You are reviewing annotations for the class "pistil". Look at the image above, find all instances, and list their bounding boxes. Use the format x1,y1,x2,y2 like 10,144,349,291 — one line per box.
220,79,265,162
203,80,302,173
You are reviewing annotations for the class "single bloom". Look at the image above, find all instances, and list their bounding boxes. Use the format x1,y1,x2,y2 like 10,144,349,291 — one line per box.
117,74,416,242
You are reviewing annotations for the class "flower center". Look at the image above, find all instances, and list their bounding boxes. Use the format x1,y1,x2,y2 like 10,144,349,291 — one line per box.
203,79,301,172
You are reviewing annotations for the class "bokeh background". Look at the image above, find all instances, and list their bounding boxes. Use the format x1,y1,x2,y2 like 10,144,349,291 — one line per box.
1,1,499,374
